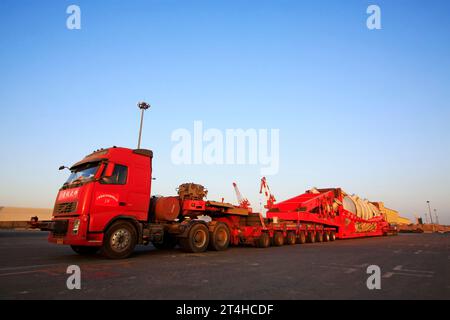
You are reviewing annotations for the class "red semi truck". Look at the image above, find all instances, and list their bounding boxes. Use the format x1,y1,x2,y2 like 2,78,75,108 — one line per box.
31,146,395,259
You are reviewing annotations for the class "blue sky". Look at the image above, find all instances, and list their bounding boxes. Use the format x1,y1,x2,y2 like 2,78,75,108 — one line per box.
1,0,449,223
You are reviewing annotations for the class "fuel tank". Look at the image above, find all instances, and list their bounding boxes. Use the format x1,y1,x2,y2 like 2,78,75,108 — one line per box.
151,196,181,222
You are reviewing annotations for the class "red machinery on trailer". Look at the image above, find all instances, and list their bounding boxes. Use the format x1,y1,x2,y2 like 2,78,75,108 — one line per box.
30,146,395,259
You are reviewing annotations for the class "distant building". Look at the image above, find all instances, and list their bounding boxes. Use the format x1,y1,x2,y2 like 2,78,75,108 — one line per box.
371,202,412,225
0,206,52,222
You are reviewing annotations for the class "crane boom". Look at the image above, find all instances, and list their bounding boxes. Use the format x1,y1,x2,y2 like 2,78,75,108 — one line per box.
232,182,251,210
260,177,276,209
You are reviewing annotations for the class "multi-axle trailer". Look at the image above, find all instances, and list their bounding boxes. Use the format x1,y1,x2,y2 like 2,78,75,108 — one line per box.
31,147,397,259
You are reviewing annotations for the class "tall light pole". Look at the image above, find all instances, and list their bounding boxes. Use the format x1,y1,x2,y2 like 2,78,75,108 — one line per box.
137,101,151,149
434,209,439,225
426,201,433,224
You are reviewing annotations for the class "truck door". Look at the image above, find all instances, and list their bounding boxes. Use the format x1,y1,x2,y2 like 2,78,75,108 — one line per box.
88,162,130,232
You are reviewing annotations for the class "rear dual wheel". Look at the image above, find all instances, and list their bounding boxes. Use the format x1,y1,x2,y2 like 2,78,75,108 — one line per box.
257,232,270,248
323,232,330,242
316,231,324,242
208,222,230,251
273,232,284,246
179,223,210,253
297,231,307,244
286,232,296,245
330,231,336,241
307,231,315,243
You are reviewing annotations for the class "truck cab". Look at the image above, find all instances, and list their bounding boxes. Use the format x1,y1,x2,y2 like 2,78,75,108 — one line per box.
48,147,153,257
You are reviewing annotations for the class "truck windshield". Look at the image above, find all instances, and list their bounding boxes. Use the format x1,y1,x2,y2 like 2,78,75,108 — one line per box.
65,162,100,185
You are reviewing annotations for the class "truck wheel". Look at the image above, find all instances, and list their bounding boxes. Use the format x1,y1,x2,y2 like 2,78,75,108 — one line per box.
316,231,324,242
152,234,178,250
208,223,230,251
323,232,330,242
297,231,306,244
71,245,99,255
101,221,137,259
307,231,315,243
273,232,284,246
257,232,270,248
180,223,209,253
330,231,336,241
286,232,296,245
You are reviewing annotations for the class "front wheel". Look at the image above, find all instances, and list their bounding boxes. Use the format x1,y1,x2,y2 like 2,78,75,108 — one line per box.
71,245,99,255
179,223,209,253
100,221,137,259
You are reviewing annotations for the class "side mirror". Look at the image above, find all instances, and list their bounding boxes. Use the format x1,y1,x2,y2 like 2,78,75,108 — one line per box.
59,165,68,171
104,163,115,177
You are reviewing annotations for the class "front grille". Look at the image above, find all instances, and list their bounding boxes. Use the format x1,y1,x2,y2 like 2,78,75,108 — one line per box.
54,202,77,214
52,220,69,236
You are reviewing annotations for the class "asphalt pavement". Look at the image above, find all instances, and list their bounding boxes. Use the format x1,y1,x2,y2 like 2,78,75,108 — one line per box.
0,231,448,300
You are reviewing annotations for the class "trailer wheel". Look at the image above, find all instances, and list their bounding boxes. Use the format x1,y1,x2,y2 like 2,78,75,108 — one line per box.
152,234,178,250
316,231,324,242
273,232,284,246
286,232,296,245
179,223,209,253
323,232,330,242
297,231,306,244
71,245,99,255
208,223,230,251
257,232,270,248
330,231,336,241
101,221,137,259
307,231,315,243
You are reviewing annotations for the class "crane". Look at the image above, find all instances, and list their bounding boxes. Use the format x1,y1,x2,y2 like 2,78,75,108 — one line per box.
232,182,252,212
259,177,276,210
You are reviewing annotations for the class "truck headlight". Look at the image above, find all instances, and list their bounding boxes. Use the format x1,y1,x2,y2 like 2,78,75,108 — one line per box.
72,219,80,234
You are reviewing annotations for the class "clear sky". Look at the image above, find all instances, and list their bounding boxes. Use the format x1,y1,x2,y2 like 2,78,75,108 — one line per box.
1,0,449,223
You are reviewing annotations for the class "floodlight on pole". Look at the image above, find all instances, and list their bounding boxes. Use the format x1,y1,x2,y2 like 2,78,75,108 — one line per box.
137,101,151,149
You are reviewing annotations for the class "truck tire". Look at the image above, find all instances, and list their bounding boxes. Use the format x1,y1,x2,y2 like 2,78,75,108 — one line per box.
307,231,315,243
297,231,306,244
316,231,324,242
208,222,230,251
152,234,178,250
71,245,99,255
323,232,330,242
100,221,137,259
179,223,209,253
273,232,284,246
257,232,270,248
286,232,296,245
330,231,336,241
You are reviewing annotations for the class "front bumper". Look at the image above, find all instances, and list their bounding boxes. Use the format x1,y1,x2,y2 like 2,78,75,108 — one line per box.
30,216,103,246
